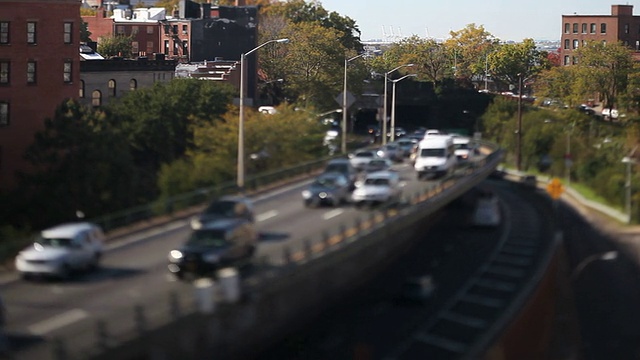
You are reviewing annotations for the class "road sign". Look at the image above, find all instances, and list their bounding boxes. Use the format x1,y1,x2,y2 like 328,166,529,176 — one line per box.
335,91,356,108
546,177,564,200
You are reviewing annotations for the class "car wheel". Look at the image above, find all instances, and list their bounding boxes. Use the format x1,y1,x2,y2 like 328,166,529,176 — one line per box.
88,253,101,271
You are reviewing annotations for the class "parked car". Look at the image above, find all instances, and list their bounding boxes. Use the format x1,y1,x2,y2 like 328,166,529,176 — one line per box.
302,172,352,207
348,150,379,171
352,170,402,207
168,218,257,280
190,196,255,230
323,158,358,189
471,190,501,227
15,222,105,280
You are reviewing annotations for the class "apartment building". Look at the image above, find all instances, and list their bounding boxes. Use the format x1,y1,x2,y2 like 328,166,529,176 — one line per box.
561,4,640,65
0,0,81,191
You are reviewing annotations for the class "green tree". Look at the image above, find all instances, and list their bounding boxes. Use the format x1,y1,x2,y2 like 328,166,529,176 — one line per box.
97,35,134,58
80,21,92,43
488,38,546,92
575,40,634,112
275,22,353,109
534,66,582,107
445,24,499,80
18,99,138,226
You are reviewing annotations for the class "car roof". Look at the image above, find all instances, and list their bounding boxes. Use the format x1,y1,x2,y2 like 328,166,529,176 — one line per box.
317,171,347,179
41,222,98,238
364,170,397,179
198,217,248,230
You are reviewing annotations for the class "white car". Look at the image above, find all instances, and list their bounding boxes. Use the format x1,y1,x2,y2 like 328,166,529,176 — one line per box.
352,170,402,207
348,150,379,171
15,222,105,279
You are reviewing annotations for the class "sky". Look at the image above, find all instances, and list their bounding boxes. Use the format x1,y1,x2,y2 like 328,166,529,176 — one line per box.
315,0,627,42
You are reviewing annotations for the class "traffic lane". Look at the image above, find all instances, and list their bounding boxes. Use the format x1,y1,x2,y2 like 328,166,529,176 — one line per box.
259,182,509,359
560,202,640,359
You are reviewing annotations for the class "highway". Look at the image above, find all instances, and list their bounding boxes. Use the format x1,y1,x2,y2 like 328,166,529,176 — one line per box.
2,157,471,359
259,177,557,359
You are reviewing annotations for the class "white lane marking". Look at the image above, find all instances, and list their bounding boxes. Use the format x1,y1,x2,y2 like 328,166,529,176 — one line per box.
28,309,89,335
323,208,343,220
106,221,186,251
256,210,278,222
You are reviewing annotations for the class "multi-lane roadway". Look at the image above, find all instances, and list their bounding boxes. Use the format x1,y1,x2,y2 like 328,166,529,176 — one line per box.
3,157,468,359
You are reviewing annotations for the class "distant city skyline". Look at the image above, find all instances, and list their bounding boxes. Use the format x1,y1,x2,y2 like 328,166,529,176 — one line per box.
317,0,625,42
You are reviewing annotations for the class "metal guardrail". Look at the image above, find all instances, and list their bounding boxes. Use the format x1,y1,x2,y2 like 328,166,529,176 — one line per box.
28,148,505,360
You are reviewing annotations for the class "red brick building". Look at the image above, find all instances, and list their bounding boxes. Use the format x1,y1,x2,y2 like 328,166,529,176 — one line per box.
0,0,81,191
561,4,640,65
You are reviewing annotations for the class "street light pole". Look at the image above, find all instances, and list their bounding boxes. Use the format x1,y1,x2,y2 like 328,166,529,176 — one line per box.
390,74,416,143
516,73,523,172
383,63,414,145
238,38,289,191
341,54,365,154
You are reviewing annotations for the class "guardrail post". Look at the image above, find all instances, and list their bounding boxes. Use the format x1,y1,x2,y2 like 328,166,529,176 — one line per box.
96,319,109,350
134,304,146,335
303,238,312,258
282,246,291,265
52,337,68,360
322,230,331,251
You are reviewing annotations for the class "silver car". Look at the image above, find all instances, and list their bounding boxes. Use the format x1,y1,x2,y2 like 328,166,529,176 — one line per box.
352,170,402,207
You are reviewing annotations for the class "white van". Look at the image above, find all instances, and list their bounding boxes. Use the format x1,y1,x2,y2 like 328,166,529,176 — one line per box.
452,136,473,163
414,135,457,179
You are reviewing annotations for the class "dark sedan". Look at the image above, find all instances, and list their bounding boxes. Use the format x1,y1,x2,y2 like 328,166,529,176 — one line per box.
301,172,352,207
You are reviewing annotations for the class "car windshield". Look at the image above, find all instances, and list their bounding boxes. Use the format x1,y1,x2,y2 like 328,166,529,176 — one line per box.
364,178,390,186
202,200,241,217
356,152,374,158
420,148,445,157
186,229,229,248
325,164,347,173
313,177,339,187
36,237,73,248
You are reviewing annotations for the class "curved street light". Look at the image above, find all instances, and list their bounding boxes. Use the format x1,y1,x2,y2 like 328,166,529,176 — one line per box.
383,64,414,145
570,250,618,281
341,54,365,154
390,74,416,142
238,38,289,191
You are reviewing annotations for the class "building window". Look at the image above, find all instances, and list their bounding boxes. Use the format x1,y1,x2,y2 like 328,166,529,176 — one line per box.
147,25,154,34
27,22,36,44
172,25,178,34
108,79,116,97
573,39,579,49
0,22,9,44
63,61,72,83
63,22,72,44
601,23,607,34
79,80,85,98
146,41,154,53
132,41,139,56
92,90,101,107
636,41,640,51
164,40,169,55
625,24,630,34
624,40,629,47
132,26,139,35
0,102,8,126
564,55,570,65
27,61,36,83
182,40,188,54
129,79,137,91
572,23,578,33
116,25,125,35
173,41,179,55
564,23,570,34
590,23,596,34
572,56,578,65
582,23,587,34
182,24,188,34
0,61,8,84
564,39,570,49
582,40,587,47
